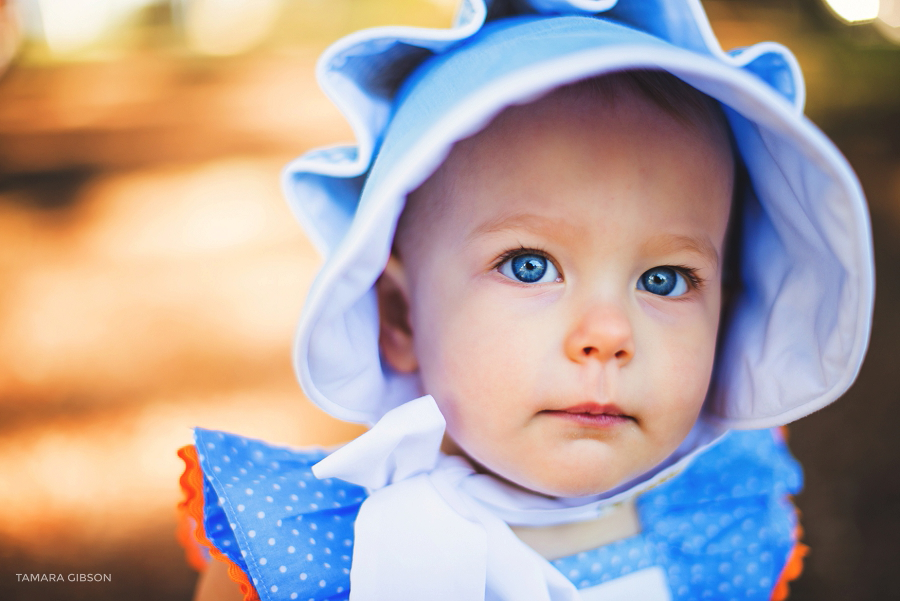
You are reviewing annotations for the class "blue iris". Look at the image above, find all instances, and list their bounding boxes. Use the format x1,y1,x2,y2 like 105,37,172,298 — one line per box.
511,254,548,283
638,267,686,296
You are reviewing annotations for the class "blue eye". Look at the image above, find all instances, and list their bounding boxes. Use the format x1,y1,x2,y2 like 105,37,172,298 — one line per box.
499,253,560,284
637,267,688,296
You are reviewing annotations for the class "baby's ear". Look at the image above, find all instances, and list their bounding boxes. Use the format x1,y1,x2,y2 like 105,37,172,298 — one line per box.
375,255,418,373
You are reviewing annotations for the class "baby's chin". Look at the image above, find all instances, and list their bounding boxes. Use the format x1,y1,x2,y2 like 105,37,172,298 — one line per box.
444,441,637,499
499,468,631,499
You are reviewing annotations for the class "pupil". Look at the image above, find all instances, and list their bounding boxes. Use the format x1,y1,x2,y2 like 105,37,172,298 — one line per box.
643,267,676,295
512,255,546,283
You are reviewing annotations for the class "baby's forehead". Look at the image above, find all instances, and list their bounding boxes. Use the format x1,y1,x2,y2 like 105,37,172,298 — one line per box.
397,72,735,257
435,72,731,192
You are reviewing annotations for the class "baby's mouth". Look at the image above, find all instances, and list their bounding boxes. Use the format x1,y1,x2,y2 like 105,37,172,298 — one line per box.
541,402,635,427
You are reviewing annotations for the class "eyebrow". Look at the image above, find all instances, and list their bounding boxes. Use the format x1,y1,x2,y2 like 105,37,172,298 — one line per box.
467,212,582,242
643,233,720,269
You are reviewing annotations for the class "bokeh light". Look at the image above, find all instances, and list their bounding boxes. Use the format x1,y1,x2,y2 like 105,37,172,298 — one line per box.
822,0,880,23
181,0,283,56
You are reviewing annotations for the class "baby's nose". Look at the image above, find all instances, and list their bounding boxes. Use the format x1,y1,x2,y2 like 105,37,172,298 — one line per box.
564,303,634,365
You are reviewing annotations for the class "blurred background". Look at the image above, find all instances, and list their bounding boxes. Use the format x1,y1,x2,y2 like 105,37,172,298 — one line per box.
0,0,896,599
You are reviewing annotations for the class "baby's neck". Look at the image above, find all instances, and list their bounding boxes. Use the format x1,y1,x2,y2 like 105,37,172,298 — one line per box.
510,499,641,560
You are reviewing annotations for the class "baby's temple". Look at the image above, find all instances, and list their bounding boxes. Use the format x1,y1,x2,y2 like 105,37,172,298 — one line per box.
178,1,875,600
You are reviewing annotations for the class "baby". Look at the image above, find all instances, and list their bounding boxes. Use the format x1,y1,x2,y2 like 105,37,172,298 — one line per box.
178,2,874,601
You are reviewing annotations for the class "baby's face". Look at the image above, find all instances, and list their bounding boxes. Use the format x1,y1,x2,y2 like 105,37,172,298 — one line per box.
384,84,734,497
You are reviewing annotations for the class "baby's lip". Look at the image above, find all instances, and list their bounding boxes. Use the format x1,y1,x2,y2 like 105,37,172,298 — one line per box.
540,402,636,427
556,402,629,416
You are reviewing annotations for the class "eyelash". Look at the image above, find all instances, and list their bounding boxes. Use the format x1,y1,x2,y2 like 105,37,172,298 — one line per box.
666,264,705,291
491,246,558,274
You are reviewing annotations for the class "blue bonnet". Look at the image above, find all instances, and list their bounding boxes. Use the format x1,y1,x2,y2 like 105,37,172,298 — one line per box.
282,0,874,430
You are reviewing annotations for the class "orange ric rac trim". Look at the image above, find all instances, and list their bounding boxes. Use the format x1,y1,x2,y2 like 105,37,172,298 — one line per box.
177,445,261,601
770,519,808,601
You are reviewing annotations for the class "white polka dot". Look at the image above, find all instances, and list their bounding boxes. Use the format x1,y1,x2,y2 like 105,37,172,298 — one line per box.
591,563,601,573
286,505,294,511
269,538,276,546
270,585,278,593
288,546,296,553
213,466,221,473
259,558,267,565
248,530,256,538
319,580,326,588
273,483,281,490
324,563,331,569
291,494,299,501
266,496,274,503
239,468,247,475
337,587,344,593
310,503,319,509
241,550,247,558
279,566,287,573
300,573,308,581
245,488,254,495
237,504,245,512
326,531,334,540
223,456,231,463
292,529,300,535
315,491,324,499
324,547,332,555
309,538,316,545
223,540,231,547
277,520,282,527
207,442,215,449
307,553,313,561
342,568,350,575
310,523,318,531
290,594,298,600
257,511,265,519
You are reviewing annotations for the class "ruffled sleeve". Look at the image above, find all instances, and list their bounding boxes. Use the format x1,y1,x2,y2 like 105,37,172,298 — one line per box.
177,429,368,601
636,428,806,600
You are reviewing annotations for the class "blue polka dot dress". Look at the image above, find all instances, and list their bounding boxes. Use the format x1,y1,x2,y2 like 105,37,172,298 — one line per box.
179,428,803,601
